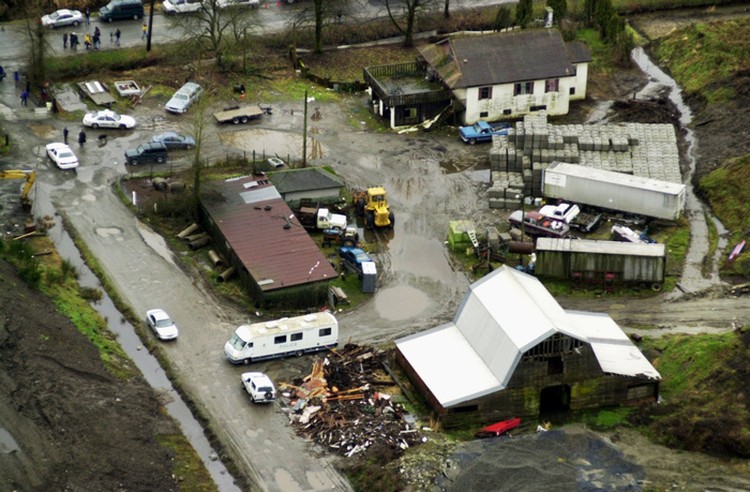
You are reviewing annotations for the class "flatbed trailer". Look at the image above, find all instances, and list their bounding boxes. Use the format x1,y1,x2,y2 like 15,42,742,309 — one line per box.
77,80,116,107
213,105,265,125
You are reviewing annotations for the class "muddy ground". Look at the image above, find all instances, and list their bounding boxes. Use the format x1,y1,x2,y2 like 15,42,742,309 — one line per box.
2,7,750,492
0,260,180,491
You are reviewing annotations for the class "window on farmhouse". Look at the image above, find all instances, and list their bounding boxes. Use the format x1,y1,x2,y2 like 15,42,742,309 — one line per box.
480,111,488,118
569,87,576,96
514,82,533,96
478,86,493,100
319,327,332,337
545,79,559,93
274,335,287,344
291,332,303,342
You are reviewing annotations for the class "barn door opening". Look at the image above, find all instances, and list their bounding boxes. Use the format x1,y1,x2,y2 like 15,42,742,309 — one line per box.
539,384,571,421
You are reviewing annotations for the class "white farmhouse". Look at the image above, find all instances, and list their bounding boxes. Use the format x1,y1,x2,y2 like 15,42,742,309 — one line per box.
418,29,591,124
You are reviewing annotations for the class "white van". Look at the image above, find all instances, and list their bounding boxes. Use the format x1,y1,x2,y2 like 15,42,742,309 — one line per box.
163,0,204,14
224,312,338,364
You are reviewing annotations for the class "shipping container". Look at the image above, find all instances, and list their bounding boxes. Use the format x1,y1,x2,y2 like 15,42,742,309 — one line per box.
535,237,666,287
542,162,685,221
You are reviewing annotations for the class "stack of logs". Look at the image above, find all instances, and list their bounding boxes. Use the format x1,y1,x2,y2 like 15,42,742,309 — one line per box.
176,223,235,281
282,344,423,458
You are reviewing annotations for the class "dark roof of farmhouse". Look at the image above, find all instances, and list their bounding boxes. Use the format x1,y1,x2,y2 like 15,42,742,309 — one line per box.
418,29,592,89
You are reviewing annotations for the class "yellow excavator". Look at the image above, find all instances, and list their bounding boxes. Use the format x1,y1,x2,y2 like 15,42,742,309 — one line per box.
0,170,36,210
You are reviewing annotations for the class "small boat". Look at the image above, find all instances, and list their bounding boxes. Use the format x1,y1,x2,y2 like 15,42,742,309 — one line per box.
728,240,746,262
475,417,521,438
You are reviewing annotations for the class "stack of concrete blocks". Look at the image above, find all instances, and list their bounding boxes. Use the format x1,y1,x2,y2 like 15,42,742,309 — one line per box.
486,113,682,209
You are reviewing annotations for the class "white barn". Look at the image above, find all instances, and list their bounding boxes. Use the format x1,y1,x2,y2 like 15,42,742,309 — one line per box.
395,266,659,426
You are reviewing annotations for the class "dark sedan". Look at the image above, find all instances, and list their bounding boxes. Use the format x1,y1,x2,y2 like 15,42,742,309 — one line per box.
151,131,196,150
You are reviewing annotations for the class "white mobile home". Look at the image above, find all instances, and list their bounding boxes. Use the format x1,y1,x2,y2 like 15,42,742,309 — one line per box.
224,312,338,364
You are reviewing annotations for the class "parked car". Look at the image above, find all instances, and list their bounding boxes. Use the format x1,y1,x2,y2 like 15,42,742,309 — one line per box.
218,0,260,8
241,372,276,403
162,0,204,14
165,82,204,114
99,0,145,22
152,131,196,150
146,308,179,341
125,142,168,165
82,110,136,129
45,142,79,170
41,9,83,28
267,157,285,169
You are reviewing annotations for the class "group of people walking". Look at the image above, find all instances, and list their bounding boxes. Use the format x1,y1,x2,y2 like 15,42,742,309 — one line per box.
63,28,121,50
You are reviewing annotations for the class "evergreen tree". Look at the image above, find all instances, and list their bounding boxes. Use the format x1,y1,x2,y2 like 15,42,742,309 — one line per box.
515,0,533,28
494,6,513,31
547,0,567,25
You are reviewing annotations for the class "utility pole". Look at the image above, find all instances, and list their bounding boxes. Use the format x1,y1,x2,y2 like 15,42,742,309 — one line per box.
302,90,308,167
146,0,155,52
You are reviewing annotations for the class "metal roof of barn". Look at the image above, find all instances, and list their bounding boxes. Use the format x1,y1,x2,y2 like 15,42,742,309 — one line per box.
269,167,345,195
417,29,590,89
200,175,336,292
395,265,659,408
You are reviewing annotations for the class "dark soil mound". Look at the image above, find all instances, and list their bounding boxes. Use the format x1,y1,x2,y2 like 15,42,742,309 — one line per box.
0,259,180,491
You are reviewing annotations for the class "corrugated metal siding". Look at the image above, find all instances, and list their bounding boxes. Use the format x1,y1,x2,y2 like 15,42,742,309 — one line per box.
536,238,665,282
543,162,686,220
200,176,337,294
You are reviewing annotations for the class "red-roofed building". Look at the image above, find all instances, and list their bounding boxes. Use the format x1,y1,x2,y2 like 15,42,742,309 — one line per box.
200,174,337,308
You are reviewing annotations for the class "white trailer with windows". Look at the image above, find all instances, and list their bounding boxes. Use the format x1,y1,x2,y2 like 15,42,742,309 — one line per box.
224,312,338,364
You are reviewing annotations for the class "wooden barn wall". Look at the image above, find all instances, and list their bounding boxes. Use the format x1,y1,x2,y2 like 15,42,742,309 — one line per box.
395,348,446,418
438,337,658,428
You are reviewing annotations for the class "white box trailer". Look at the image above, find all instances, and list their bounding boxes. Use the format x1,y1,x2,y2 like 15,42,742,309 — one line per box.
542,162,686,221
224,311,338,364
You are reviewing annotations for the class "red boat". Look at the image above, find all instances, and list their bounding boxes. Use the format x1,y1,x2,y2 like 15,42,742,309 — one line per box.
476,417,521,438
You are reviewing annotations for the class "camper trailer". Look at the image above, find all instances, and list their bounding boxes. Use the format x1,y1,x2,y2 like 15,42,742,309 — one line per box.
224,312,338,364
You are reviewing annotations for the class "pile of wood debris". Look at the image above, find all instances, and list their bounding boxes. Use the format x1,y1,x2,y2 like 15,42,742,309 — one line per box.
281,344,424,458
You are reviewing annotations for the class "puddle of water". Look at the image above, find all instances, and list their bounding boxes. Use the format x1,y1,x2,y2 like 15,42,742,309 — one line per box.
137,220,176,266
374,285,430,321
0,427,20,454
27,122,57,139
220,128,320,162
631,47,728,295
33,191,240,491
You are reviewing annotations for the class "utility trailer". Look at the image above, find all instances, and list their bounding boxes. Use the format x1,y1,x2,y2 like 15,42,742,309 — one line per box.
213,104,267,125
77,80,116,107
542,162,686,221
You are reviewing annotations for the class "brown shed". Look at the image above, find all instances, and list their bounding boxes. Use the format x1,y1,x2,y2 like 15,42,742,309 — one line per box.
200,175,337,307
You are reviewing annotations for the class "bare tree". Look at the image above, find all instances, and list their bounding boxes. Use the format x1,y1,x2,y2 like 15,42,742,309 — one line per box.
189,95,210,219
166,0,257,64
20,2,47,89
385,0,437,48
289,0,347,54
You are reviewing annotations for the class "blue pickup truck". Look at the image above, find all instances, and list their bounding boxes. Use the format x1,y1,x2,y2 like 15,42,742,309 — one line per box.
459,120,512,144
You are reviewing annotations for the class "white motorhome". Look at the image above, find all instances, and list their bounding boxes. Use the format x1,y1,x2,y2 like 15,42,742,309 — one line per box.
224,312,338,364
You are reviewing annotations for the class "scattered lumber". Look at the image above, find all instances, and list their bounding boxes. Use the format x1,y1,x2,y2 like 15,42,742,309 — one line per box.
283,343,424,458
